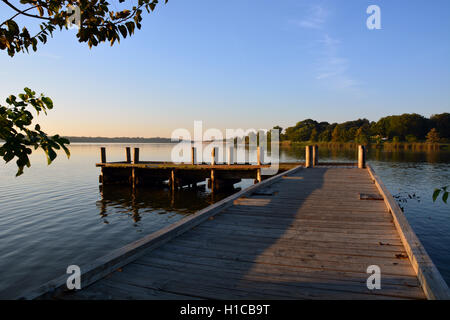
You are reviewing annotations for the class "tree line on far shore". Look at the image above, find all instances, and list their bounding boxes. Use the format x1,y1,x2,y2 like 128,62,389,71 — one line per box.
272,113,449,144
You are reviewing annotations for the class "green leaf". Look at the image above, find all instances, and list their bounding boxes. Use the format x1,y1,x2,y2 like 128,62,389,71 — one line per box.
443,192,448,204
41,96,53,109
46,147,57,165
118,25,128,38
432,189,441,202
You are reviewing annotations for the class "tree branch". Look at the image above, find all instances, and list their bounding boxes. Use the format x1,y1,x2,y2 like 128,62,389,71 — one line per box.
2,0,50,21
1,5,42,27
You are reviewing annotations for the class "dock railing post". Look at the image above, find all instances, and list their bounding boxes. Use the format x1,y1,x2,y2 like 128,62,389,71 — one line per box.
312,145,318,167
133,148,140,164
211,148,216,192
211,147,216,166
257,146,262,165
358,145,366,169
305,145,312,168
100,147,106,163
191,147,196,165
126,147,131,163
227,146,234,165
99,147,106,184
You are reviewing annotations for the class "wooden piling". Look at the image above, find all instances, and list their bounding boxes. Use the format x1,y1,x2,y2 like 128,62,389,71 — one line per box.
358,145,366,169
312,145,318,167
100,147,106,163
211,148,216,166
257,147,261,165
305,145,312,168
191,147,196,165
227,147,234,165
126,147,131,163
100,147,106,184
133,148,140,164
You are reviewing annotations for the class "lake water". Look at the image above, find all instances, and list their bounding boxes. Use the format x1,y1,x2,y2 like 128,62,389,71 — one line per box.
0,143,449,298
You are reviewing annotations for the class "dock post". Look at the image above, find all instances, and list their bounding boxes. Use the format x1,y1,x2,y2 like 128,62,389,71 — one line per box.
191,147,197,165
227,147,234,165
312,144,318,167
133,148,140,164
126,147,131,163
100,147,106,163
132,148,140,187
211,148,216,165
358,145,366,169
100,147,106,184
257,147,261,165
305,145,312,168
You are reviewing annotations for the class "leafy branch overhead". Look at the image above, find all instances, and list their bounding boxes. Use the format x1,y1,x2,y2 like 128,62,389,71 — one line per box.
0,0,168,56
1,1,167,176
0,88,70,176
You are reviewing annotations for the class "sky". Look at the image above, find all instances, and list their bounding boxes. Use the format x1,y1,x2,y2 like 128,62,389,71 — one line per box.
1,0,449,137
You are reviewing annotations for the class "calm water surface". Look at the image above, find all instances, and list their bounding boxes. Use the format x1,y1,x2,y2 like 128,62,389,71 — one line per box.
0,143,449,298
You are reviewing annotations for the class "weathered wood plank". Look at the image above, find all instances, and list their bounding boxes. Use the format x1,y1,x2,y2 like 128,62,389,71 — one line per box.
178,229,407,255
133,256,425,299
104,262,409,300
152,242,415,276
142,249,420,287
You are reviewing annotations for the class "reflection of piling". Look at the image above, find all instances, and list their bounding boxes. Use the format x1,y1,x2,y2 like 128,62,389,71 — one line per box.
256,146,262,183
170,169,176,192
132,148,140,188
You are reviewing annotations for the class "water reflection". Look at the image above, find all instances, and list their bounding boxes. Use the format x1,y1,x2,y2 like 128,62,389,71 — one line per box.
97,184,241,224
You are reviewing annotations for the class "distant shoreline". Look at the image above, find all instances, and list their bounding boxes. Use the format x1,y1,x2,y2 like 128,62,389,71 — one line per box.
64,136,176,143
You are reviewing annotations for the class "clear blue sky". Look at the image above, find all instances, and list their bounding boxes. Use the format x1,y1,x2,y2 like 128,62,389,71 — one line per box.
1,0,449,137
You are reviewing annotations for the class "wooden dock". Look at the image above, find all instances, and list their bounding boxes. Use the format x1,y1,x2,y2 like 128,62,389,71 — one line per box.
21,146,450,300
96,146,303,191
